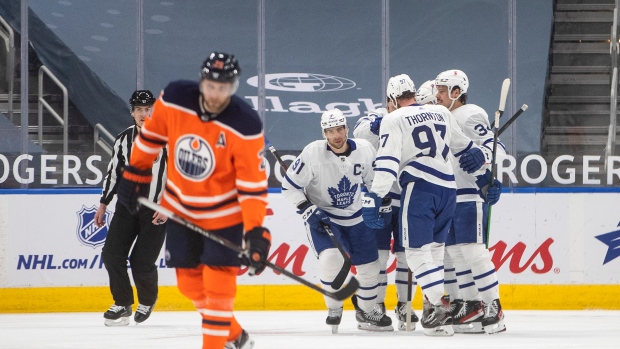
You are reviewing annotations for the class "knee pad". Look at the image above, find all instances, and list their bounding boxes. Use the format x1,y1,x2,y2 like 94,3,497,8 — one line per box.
377,249,390,268
355,259,381,286
405,244,433,272
319,248,344,280
460,243,491,265
430,242,445,266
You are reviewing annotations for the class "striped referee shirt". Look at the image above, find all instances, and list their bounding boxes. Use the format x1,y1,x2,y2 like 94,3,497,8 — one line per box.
100,125,167,205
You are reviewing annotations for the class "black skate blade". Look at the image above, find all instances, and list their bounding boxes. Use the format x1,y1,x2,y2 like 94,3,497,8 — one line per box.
330,277,359,301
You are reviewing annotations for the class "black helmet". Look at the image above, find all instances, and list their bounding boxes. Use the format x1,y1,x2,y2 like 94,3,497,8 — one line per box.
129,90,155,108
200,52,241,83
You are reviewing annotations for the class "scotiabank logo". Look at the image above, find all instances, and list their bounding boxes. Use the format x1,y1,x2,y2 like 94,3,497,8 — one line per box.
489,238,554,274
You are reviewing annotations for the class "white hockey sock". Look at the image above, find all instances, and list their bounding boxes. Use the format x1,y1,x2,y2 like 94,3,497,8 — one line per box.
318,248,345,310
406,244,444,305
376,249,389,305
448,245,479,300
461,243,500,303
443,247,459,300
354,260,380,313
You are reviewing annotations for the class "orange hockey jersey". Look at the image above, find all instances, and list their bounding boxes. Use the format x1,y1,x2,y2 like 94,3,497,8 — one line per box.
129,80,268,232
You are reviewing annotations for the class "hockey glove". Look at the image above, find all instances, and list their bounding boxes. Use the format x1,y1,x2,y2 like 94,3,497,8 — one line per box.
362,192,392,229
117,165,152,214
475,170,503,206
297,201,331,233
369,116,383,135
459,147,486,174
240,226,272,276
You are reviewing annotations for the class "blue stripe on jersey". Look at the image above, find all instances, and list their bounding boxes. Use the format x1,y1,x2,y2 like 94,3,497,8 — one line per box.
407,161,455,181
376,155,400,164
453,140,474,157
283,175,302,189
375,167,398,178
324,209,362,220
441,145,450,159
456,188,478,196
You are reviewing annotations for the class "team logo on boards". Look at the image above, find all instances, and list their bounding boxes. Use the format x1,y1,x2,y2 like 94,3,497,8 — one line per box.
328,176,358,209
175,135,215,181
76,205,108,248
246,73,356,92
595,222,620,265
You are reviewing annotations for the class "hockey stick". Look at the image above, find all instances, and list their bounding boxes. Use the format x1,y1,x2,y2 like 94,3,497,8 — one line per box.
137,197,359,301
405,268,413,331
265,138,352,289
485,78,510,248
497,104,528,137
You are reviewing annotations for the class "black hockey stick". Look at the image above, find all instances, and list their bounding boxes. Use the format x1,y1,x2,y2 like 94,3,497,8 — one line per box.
137,197,359,301
497,104,528,137
266,138,352,290
485,78,510,248
405,268,413,331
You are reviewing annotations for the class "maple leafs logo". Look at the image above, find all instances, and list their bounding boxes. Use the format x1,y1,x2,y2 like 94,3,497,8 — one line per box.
327,176,358,209
595,222,620,265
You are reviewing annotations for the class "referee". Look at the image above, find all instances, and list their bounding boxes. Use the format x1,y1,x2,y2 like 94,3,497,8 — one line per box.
94,90,168,326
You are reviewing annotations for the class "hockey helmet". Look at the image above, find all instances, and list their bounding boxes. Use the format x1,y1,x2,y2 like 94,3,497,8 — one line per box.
129,90,155,108
387,74,416,109
435,69,469,97
416,80,437,105
200,52,241,94
320,108,347,130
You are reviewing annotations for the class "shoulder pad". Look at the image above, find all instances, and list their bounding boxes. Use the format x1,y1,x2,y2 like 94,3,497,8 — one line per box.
161,80,201,114
216,95,263,136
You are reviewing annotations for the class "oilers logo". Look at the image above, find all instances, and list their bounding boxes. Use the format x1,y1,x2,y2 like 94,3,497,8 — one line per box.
327,176,358,209
175,134,215,181
76,205,109,248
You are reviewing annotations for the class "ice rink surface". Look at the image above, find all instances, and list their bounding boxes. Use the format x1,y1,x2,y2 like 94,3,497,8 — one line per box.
1,310,619,349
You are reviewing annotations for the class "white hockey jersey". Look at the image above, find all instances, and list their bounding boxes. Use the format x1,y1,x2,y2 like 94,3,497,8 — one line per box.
282,138,376,226
371,103,482,198
451,104,507,203
353,108,402,206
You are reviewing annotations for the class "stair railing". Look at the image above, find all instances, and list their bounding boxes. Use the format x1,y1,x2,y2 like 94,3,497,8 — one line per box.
94,123,114,156
0,15,14,122
38,65,68,154
606,0,620,164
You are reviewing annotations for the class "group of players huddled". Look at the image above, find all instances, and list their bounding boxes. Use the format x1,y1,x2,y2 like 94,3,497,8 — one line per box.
282,70,506,337
99,48,506,349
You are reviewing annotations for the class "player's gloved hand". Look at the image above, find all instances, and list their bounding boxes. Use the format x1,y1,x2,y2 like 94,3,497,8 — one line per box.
362,192,391,229
475,170,503,206
459,147,486,174
117,165,152,214
369,116,383,135
240,226,271,276
297,201,330,233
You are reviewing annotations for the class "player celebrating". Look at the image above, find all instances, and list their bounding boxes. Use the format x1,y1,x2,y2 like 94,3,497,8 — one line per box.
435,69,505,334
282,108,393,333
95,90,168,326
116,52,270,349
362,74,490,337
353,97,419,330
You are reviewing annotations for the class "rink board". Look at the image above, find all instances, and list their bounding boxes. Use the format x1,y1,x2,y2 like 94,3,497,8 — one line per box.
1,191,620,312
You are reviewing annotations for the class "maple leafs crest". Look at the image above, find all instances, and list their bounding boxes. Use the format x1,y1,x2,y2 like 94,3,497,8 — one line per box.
327,176,358,209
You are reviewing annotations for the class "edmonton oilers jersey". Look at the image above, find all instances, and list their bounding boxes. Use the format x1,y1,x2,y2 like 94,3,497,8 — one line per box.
129,80,268,232
282,138,376,227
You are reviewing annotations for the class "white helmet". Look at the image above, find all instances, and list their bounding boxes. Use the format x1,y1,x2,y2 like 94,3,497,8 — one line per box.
416,80,437,105
387,74,416,109
435,69,469,99
320,108,347,130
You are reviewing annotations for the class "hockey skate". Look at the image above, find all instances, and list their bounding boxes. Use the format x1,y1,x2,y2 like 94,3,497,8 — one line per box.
395,301,419,331
421,296,454,336
134,303,155,324
326,307,343,334
451,299,484,334
225,329,254,349
103,305,131,327
351,295,394,332
482,299,506,334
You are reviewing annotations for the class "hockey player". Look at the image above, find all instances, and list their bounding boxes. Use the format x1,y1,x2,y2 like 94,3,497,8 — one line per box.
282,108,393,333
95,90,168,326
362,74,490,337
353,96,419,331
116,52,269,349
435,69,505,335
